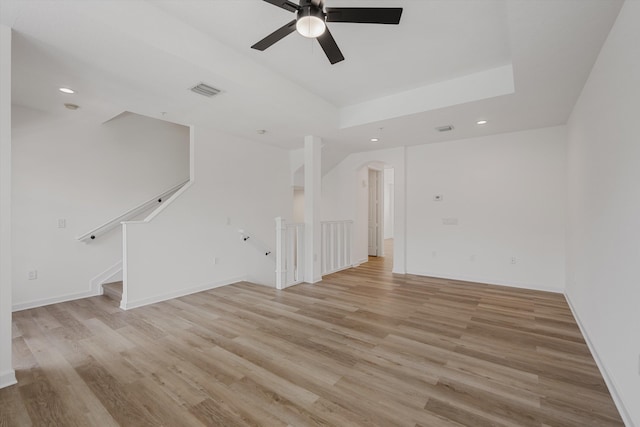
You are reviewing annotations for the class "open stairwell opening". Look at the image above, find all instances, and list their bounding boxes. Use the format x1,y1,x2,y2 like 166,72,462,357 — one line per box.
102,281,123,302
77,180,190,306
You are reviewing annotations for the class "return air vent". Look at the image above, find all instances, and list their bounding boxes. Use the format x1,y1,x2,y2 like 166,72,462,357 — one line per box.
190,82,221,97
435,125,454,132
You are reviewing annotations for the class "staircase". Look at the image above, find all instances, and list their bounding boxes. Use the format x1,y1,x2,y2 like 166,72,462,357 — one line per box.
102,281,123,303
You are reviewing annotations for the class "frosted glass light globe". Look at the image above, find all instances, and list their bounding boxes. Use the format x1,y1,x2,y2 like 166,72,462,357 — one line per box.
296,15,326,38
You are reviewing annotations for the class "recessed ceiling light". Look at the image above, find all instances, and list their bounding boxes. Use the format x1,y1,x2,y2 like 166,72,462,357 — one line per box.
257,129,267,135
476,120,488,125
370,138,379,143
59,87,75,94
64,103,79,110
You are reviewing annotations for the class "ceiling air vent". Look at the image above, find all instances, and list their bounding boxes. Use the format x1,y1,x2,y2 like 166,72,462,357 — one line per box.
435,125,454,132
190,82,221,98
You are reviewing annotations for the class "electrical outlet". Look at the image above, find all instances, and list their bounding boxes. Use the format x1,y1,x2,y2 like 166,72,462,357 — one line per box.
510,257,517,264
57,218,66,228
213,257,218,265
28,270,38,280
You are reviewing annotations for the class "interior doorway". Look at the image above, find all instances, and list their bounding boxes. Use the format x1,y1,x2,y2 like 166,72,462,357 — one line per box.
356,160,403,273
367,168,384,256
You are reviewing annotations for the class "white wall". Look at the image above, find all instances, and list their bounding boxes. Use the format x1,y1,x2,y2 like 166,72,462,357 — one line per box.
322,130,565,289
566,2,639,425
383,168,394,239
122,126,292,309
406,126,566,292
322,147,407,273
0,24,16,389
12,109,189,310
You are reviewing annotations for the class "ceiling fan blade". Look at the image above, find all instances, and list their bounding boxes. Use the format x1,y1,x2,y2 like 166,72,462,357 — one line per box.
317,27,344,65
251,20,297,51
325,7,403,24
263,0,300,13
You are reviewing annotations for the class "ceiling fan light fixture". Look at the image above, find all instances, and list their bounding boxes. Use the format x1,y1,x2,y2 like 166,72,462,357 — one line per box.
252,1,402,64
296,7,326,38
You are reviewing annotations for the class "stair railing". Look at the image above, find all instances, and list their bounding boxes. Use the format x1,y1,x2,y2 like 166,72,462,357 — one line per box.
76,179,189,242
321,220,353,275
275,217,305,289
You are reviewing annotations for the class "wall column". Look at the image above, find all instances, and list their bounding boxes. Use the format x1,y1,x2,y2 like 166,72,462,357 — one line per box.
304,136,322,283
0,25,17,389
393,147,407,274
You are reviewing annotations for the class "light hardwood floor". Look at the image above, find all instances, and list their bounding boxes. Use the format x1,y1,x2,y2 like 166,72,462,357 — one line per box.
0,242,624,426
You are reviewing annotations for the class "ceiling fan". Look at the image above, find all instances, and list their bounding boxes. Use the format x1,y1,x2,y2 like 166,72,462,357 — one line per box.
251,0,403,65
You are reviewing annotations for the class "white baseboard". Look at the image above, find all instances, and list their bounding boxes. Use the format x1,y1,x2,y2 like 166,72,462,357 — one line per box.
353,257,368,267
0,370,17,389
564,293,634,427
12,288,102,312
279,280,303,290
120,276,246,310
13,261,124,311
323,265,355,276
407,270,564,294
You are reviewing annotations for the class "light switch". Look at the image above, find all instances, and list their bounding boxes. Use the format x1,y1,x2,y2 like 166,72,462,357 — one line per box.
57,219,66,228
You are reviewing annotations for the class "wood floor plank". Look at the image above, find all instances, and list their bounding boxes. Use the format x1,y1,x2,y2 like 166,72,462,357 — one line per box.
0,240,624,426
17,370,83,427
0,381,32,426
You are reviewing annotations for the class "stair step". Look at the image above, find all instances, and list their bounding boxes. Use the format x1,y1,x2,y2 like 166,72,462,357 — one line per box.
102,281,123,302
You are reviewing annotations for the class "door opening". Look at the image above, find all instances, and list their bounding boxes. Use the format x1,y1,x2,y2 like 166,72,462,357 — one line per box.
368,168,383,257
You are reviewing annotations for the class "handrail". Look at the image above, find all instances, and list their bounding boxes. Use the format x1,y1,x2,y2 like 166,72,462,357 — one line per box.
238,229,272,257
76,179,189,242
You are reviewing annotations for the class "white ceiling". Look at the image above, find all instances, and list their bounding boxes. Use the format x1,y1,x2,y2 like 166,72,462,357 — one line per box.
152,0,512,107
1,0,624,171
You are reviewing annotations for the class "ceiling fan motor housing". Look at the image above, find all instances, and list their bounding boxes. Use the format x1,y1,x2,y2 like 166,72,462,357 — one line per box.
297,4,325,21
